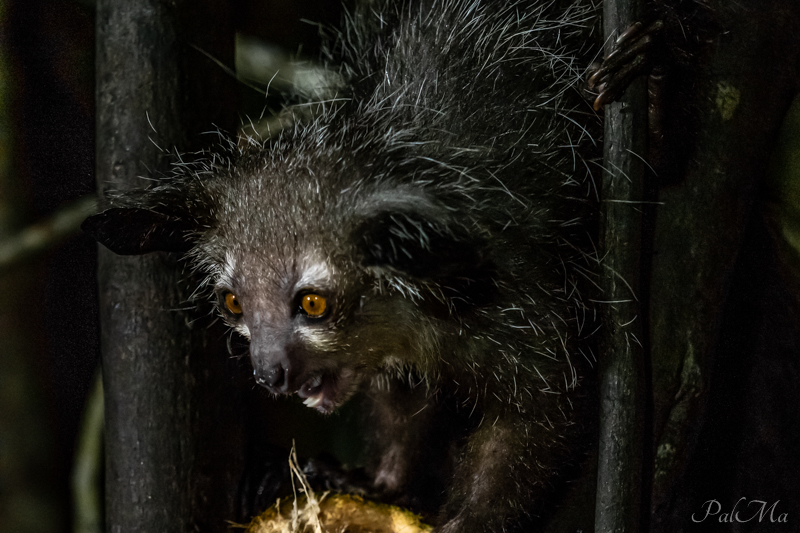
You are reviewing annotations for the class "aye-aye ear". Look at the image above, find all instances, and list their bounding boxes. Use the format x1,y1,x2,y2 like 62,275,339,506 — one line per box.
82,207,197,255
356,210,497,302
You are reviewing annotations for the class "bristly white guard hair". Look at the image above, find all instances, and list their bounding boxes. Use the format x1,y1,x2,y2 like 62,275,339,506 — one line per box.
87,1,603,528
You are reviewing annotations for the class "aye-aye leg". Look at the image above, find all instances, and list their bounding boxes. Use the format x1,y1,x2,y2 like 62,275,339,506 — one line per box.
364,376,444,500
242,381,444,508
435,410,578,533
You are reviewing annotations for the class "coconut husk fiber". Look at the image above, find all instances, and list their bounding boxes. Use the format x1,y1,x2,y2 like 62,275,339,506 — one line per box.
241,447,431,533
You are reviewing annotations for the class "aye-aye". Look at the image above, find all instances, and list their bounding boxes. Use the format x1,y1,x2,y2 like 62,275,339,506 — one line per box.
85,0,604,530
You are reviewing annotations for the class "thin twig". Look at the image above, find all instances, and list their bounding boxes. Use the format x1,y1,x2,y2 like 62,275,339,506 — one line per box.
0,194,97,271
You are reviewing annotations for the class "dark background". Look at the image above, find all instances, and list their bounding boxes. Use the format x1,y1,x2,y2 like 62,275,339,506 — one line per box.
3,0,799,532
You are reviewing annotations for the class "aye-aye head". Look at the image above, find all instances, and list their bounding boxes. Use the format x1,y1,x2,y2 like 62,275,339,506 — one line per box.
83,146,498,414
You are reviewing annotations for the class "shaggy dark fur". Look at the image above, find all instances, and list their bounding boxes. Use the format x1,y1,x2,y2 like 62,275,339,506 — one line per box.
85,1,603,530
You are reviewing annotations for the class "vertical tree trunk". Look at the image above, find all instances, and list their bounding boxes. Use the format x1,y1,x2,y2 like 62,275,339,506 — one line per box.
95,1,244,531
648,1,800,529
594,0,647,531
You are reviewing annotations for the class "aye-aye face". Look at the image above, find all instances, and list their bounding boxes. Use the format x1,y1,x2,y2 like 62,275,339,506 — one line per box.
194,175,477,414
209,246,360,413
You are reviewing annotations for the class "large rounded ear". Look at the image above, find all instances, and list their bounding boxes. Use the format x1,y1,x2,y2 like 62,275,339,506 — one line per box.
356,209,497,304
82,208,197,255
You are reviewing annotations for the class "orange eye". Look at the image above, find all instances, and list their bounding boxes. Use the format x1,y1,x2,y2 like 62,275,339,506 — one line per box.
301,293,327,317
225,292,243,315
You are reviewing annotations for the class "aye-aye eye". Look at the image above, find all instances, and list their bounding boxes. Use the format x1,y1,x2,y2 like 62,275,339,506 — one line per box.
300,293,327,317
224,292,243,315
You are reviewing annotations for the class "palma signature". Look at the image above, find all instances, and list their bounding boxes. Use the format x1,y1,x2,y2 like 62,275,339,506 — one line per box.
692,498,788,524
